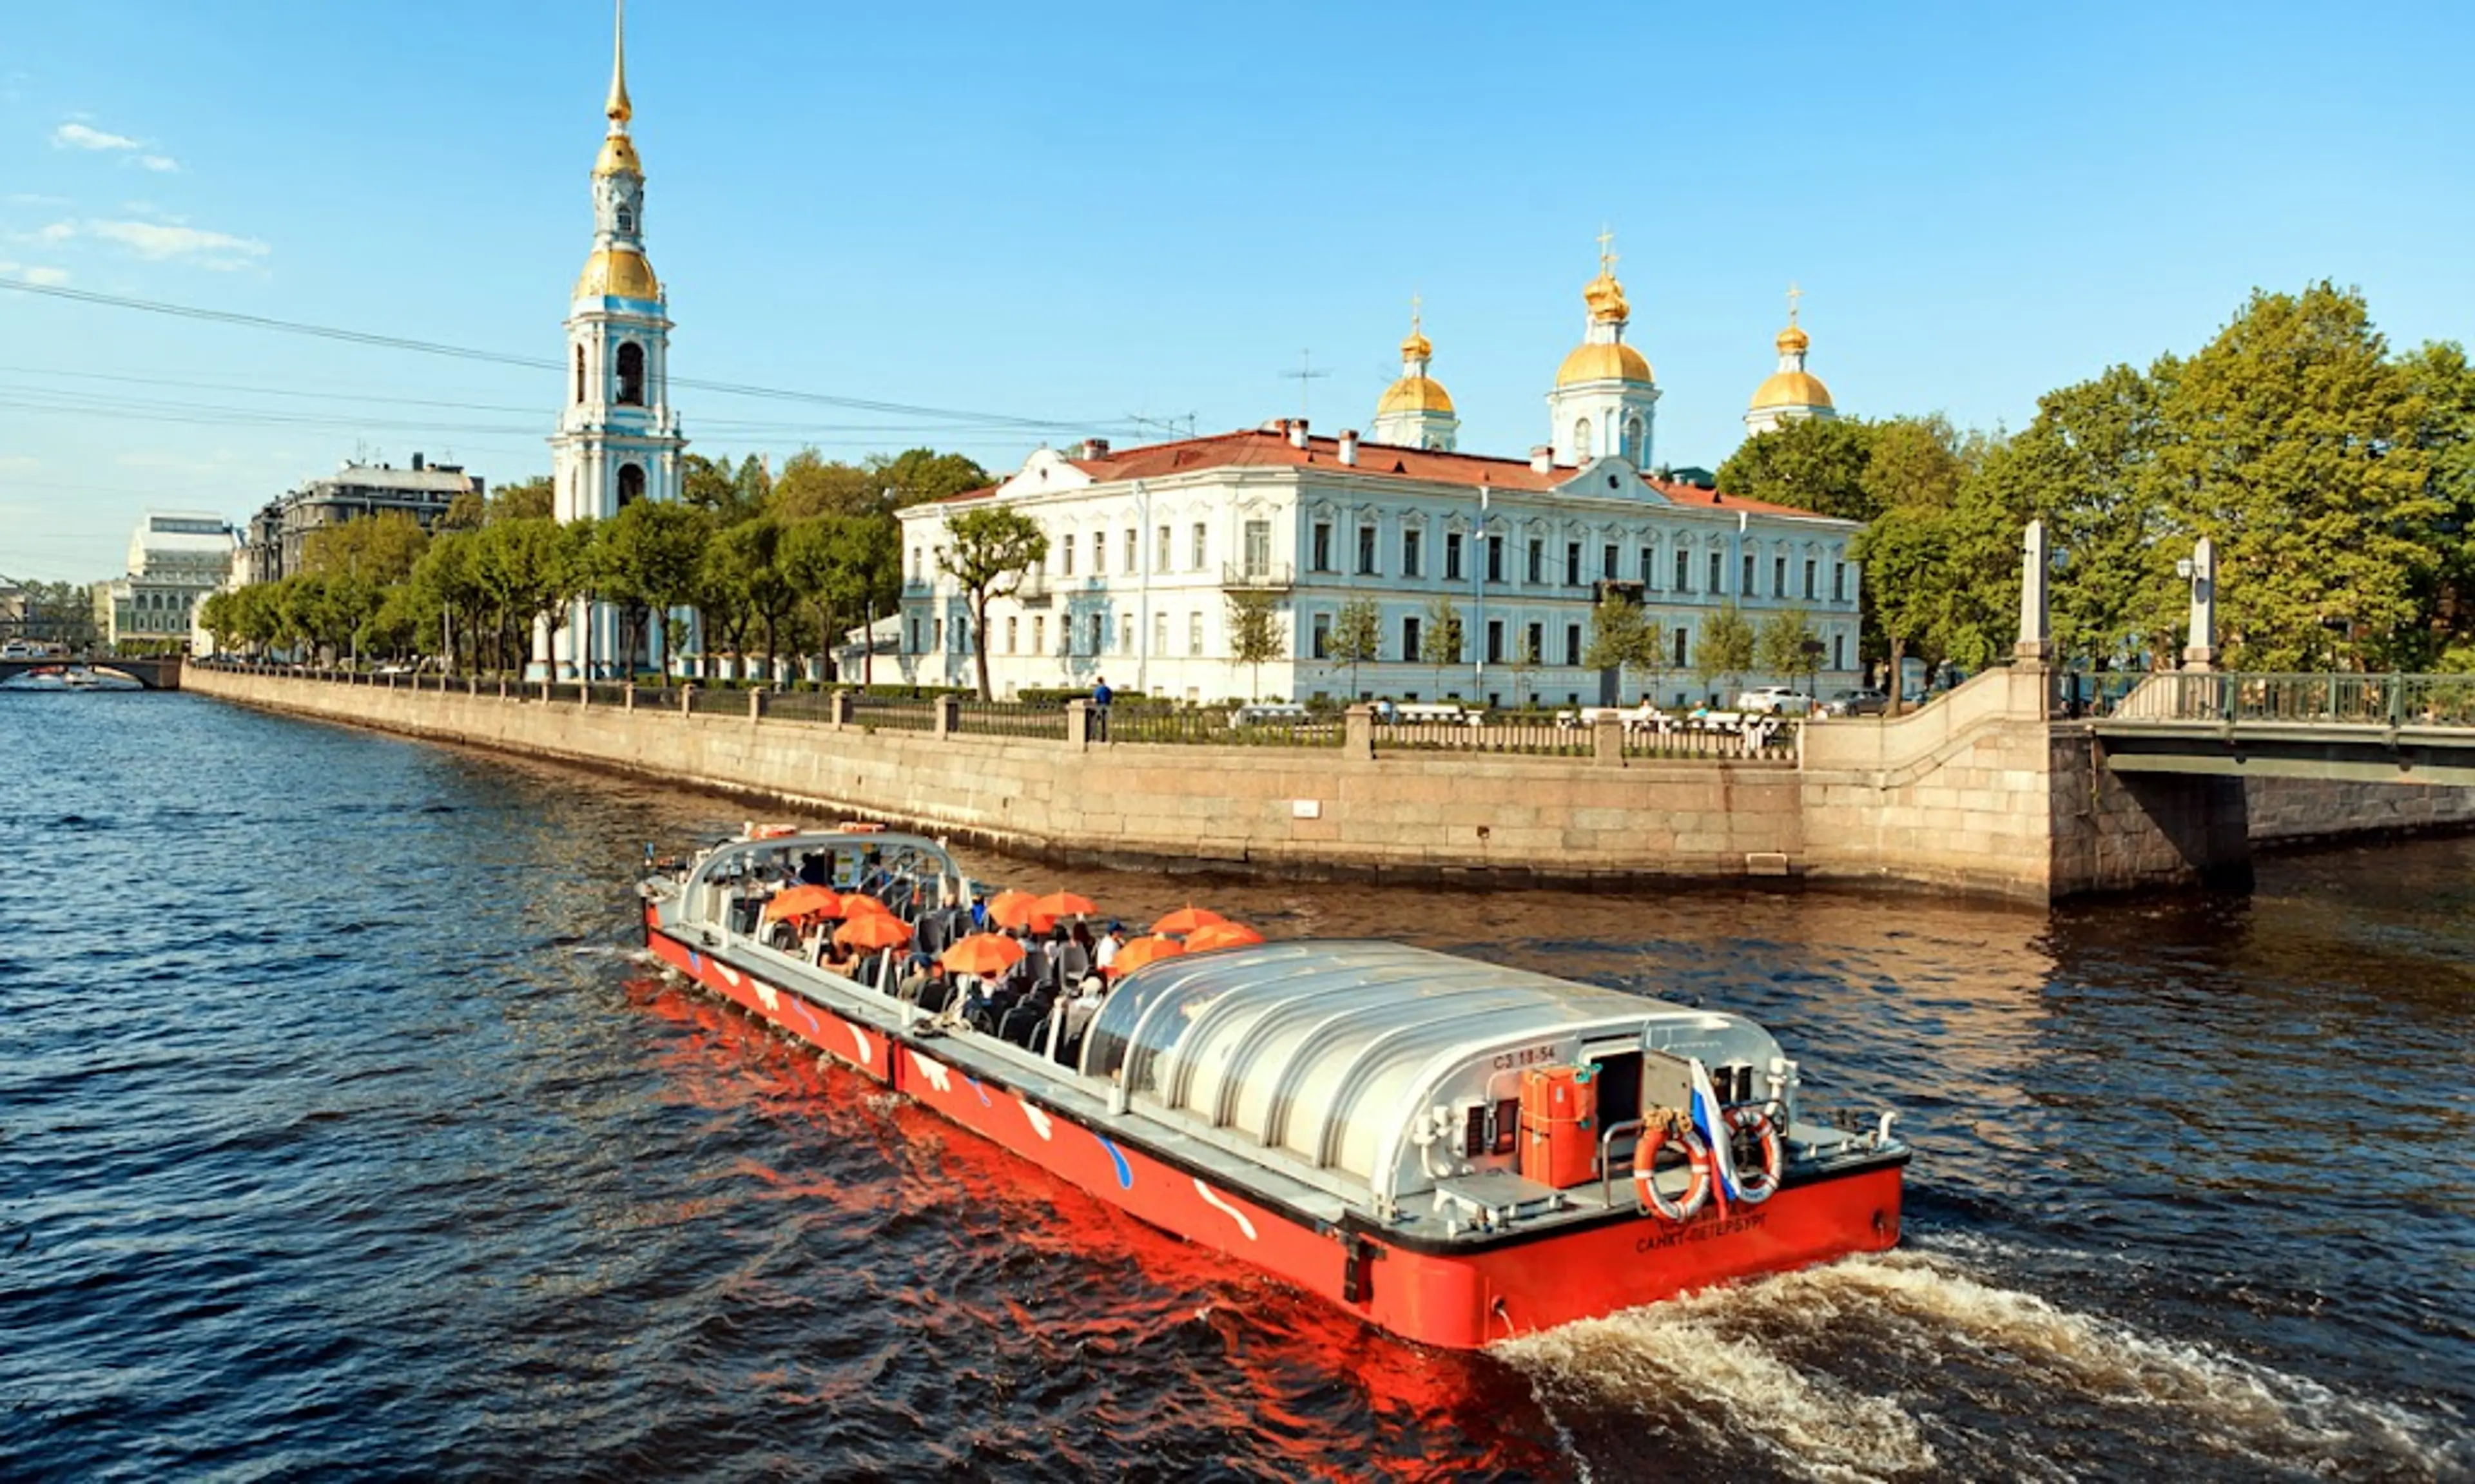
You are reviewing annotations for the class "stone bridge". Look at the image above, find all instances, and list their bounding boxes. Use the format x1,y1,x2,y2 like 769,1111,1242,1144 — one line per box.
2093,672,2475,787
0,656,184,689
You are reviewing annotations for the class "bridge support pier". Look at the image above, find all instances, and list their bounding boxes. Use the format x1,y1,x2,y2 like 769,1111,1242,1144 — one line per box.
2050,731,2253,896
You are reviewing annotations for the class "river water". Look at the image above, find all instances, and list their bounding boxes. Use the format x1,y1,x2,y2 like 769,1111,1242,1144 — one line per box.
1,692,2467,1482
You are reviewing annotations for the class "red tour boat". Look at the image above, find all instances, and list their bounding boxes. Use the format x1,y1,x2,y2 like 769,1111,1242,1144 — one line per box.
639,827,1908,1350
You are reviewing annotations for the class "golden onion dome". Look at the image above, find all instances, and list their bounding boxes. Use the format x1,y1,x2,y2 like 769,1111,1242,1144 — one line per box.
1401,325,1433,361
1776,322,1810,354
1555,341,1654,388
1751,369,1834,411
1377,374,1455,416
1582,270,1630,323
575,247,661,301
594,131,641,178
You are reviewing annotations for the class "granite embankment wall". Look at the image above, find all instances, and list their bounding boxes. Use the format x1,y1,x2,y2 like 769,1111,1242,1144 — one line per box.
185,666,2475,901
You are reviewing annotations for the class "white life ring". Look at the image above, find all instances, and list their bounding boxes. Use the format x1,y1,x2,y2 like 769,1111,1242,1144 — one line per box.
1632,1115,1712,1223
1725,1104,1783,1205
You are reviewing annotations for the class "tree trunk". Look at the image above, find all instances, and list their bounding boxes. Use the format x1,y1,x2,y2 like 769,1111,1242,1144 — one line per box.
971,592,993,700
862,597,876,686
1887,634,1907,717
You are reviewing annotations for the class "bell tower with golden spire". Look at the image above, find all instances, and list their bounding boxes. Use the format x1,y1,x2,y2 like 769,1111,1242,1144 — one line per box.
1743,282,1838,436
1368,295,1459,450
547,0,688,679
1546,228,1659,469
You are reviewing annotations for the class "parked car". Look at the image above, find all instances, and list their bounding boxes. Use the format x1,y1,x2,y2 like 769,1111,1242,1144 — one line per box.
1824,688,1889,717
1734,686,1814,716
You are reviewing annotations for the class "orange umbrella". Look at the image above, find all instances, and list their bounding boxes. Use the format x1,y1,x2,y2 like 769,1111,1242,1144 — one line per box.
1031,890,1098,920
764,884,842,921
986,889,1040,930
838,892,893,918
942,932,1027,978
1183,921,1264,951
834,913,913,950
1108,934,1187,976
1152,905,1228,936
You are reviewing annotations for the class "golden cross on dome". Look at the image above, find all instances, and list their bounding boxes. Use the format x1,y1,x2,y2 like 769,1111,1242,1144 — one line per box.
1410,292,1422,334
1595,225,1618,275
1785,281,1803,324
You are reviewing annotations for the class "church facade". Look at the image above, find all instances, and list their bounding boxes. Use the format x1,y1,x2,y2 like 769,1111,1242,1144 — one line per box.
896,253,1859,708
543,0,688,679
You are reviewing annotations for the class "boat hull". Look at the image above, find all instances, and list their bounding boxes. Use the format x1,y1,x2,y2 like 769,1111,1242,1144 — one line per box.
645,918,1904,1350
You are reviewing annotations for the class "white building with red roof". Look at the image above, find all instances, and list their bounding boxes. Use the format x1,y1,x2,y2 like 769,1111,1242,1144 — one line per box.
896,254,1863,708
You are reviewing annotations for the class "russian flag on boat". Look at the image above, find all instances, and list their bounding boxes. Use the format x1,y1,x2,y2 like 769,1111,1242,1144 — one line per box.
1689,1058,1740,1208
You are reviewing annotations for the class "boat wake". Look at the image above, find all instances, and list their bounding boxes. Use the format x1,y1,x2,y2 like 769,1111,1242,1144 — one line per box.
1495,1245,2469,1483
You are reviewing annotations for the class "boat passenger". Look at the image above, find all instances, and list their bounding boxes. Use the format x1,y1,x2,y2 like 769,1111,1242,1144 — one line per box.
797,851,831,887
1094,921,1125,973
1062,922,1094,985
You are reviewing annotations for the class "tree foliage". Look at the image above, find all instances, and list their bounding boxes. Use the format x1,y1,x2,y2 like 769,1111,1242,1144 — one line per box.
1225,590,1286,699
1328,597,1383,697
1693,602,1756,697
1716,416,1881,522
938,506,1048,699
1582,594,1662,697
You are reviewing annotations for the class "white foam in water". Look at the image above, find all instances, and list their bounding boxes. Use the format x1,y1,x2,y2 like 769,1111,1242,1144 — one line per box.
1495,1248,2467,1483
1499,1292,1938,1483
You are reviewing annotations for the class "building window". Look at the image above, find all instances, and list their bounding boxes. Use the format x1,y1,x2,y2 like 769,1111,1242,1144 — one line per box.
910,546,922,581
1031,615,1046,654
1803,559,1818,601
1566,542,1583,587
1402,615,1421,661
1089,613,1104,653
1625,415,1645,464
1153,613,1167,653
1602,543,1619,581
1709,551,1723,594
1774,555,1788,597
617,463,646,506
1445,532,1464,581
1639,544,1655,586
1742,552,1757,596
1311,612,1332,660
1833,562,1847,602
1157,526,1172,572
1312,522,1334,572
1192,523,1208,570
1526,539,1542,585
1092,533,1106,575
1673,550,1691,592
1564,623,1582,666
1125,529,1137,572
933,618,944,651
1357,524,1379,576
1833,631,1847,670
1524,622,1543,664
1486,535,1504,584
1062,534,1076,576
1243,519,1270,579
1575,418,1593,461
909,618,922,653
1188,613,1203,657
573,346,585,405
1402,527,1423,579
1005,616,1018,654
1486,619,1504,664
1121,614,1134,653
615,342,646,405
1674,627,1689,668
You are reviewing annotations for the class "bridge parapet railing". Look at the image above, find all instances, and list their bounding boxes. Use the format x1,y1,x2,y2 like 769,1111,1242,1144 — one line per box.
2110,672,2475,729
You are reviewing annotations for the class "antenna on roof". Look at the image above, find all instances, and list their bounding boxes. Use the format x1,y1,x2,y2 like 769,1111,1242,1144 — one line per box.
1281,350,1329,421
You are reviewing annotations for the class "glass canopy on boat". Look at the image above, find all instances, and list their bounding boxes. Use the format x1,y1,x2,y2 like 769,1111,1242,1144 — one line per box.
1081,941,1743,1183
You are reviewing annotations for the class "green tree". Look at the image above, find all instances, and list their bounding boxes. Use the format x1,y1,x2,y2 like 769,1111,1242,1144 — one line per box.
876,447,993,507
1417,594,1464,696
596,500,711,684
938,506,1048,699
1225,590,1286,700
302,512,429,589
2401,340,2475,668
782,515,866,683
2145,282,2436,670
703,515,801,679
1755,606,1823,697
1582,594,1662,701
439,490,485,532
772,449,882,520
1328,596,1383,699
1693,601,1756,702
1508,627,1542,710
485,475,555,525
1716,416,1881,521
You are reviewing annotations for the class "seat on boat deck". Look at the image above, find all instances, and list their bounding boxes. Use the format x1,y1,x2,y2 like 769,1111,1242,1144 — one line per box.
1000,995,1053,1049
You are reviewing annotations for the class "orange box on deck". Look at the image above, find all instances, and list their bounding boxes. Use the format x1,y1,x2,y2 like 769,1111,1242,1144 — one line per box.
1519,1066,1598,1188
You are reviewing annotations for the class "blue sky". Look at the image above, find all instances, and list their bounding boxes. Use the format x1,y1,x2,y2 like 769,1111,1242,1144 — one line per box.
3,0,2469,582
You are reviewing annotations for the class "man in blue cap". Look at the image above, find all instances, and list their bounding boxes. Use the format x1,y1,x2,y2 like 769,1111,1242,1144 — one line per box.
1094,920,1125,974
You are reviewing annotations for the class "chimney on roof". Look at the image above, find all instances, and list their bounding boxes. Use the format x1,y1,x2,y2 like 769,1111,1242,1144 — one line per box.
411,452,423,471
1337,429,1359,467
1079,438,1111,460
1529,446,1553,476
1287,419,1310,450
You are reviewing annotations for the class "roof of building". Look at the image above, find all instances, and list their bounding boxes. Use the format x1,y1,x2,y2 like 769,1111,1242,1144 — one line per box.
935,427,1829,518
302,464,476,497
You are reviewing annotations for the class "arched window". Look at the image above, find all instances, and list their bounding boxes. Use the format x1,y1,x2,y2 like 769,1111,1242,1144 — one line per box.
573,345,585,405
1574,418,1593,461
616,342,646,406
617,463,646,506
1625,416,1645,463
616,206,635,235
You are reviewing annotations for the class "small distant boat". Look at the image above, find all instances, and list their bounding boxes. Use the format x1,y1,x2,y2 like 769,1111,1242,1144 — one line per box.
637,826,1909,1349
